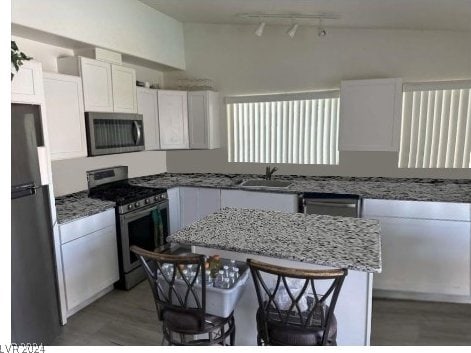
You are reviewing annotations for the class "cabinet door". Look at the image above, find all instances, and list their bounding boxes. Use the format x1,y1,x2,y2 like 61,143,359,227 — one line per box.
61,225,119,312
180,187,199,228
167,188,181,234
43,73,87,160
221,190,299,213
339,78,402,151
137,87,160,150
80,57,113,112
372,216,470,296
188,91,209,149
11,61,44,104
158,90,189,149
112,64,137,113
197,188,221,219
179,187,221,228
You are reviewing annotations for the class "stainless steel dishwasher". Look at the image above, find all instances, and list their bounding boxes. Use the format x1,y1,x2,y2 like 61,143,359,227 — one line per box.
300,192,362,218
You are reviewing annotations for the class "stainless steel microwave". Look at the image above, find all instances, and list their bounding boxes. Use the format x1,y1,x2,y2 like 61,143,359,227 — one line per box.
85,112,145,156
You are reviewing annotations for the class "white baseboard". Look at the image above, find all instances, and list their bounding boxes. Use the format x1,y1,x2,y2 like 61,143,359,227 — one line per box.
373,289,471,304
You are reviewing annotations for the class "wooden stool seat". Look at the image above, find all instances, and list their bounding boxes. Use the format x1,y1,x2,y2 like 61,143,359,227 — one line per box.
247,259,347,346
131,245,236,346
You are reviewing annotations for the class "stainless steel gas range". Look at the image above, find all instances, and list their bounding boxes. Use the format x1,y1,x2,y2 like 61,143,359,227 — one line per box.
87,166,169,290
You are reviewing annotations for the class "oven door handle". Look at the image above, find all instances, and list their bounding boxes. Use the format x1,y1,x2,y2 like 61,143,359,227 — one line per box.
120,201,168,221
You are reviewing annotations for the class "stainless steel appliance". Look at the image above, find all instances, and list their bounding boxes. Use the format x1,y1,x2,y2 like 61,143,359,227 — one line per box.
87,166,169,290
301,192,362,218
11,104,61,344
85,112,145,156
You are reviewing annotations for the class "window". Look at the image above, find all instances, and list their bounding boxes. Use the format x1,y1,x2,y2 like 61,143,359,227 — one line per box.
226,91,339,165
399,80,471,168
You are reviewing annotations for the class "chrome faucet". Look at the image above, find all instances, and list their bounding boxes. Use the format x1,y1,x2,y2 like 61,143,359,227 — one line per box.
265,165,278,180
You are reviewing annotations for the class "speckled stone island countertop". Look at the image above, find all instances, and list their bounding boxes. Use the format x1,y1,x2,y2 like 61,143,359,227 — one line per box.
55,172,471,224
168,208,382,273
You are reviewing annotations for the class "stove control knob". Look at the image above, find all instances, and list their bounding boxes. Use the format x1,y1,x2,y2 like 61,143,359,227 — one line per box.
135,202,140,207
155,195,160,201
161,194,167,199
145,199,150,204
127,204,133,210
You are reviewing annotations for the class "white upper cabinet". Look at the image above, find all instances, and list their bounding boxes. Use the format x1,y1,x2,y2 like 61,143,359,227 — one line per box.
78,57,113,112
58,56,137,113
111,64,137,113
43,73,87,160
137,87,160,150
158,90,189,149
11,61,44,104
188,91,220,149
339,78,402,151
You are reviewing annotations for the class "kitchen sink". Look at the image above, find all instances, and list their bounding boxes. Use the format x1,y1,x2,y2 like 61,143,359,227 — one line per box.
240,179,292,188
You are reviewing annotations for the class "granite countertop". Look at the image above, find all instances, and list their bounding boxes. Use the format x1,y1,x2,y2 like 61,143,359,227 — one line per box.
55,172,471,224
168,208,382,273
55,191,115,224
130,172,471,203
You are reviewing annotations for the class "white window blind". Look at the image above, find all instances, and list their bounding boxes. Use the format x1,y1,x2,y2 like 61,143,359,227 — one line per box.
226,91,339,164
399,80,471,168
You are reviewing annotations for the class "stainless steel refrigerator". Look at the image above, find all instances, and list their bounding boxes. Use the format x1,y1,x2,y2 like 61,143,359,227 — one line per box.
11,104,61,344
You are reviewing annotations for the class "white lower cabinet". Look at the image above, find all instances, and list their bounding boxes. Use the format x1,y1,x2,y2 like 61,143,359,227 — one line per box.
363,199,471,300
221,189,299,213
372,216,470,296
167,188,181,234
59,209,119,316
180,187,221,228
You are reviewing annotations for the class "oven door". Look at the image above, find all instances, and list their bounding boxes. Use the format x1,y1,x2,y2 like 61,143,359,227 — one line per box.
119,201,169,273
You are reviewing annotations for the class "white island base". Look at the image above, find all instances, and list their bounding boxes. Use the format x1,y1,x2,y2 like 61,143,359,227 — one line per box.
193,246,374,346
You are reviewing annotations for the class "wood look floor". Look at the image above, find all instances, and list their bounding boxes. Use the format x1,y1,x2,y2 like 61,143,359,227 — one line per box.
53,282,471,346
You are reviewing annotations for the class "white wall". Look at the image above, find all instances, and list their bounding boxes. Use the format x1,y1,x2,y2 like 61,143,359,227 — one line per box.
165,24,471,179
12,0,185,70
51,152,166,196
12,36,167,196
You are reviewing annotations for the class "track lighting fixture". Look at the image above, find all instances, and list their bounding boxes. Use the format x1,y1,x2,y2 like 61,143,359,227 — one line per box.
318,19,327,37
286,23,299,38
255,22,266,37
244,13,336,38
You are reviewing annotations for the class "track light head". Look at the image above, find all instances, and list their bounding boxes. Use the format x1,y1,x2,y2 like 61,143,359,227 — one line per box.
287,23,299,38
317,18,327,37
255,22,266,37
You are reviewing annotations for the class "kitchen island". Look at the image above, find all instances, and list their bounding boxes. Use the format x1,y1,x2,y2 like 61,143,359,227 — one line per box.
167,207,382,346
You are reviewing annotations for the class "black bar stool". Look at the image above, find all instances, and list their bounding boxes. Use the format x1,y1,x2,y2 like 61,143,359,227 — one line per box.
131,245,236,346
247,258,347,346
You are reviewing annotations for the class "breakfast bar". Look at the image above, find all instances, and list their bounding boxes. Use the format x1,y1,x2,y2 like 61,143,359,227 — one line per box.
167,207,382,346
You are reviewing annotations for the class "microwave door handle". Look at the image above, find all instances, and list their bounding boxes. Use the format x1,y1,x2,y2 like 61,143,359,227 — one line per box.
133,121,142,146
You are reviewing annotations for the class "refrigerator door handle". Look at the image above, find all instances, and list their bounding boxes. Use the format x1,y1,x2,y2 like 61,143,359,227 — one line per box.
11,183,40,199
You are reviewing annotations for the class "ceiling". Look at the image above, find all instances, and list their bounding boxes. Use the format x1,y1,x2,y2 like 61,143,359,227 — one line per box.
139,0,471,31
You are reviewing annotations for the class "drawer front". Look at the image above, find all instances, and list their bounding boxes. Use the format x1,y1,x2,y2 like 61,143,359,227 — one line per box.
60,209,115,244
363,199,471,222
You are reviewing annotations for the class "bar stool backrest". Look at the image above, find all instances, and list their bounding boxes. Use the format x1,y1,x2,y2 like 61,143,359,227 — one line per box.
247,258,347,345
130,245,206,331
